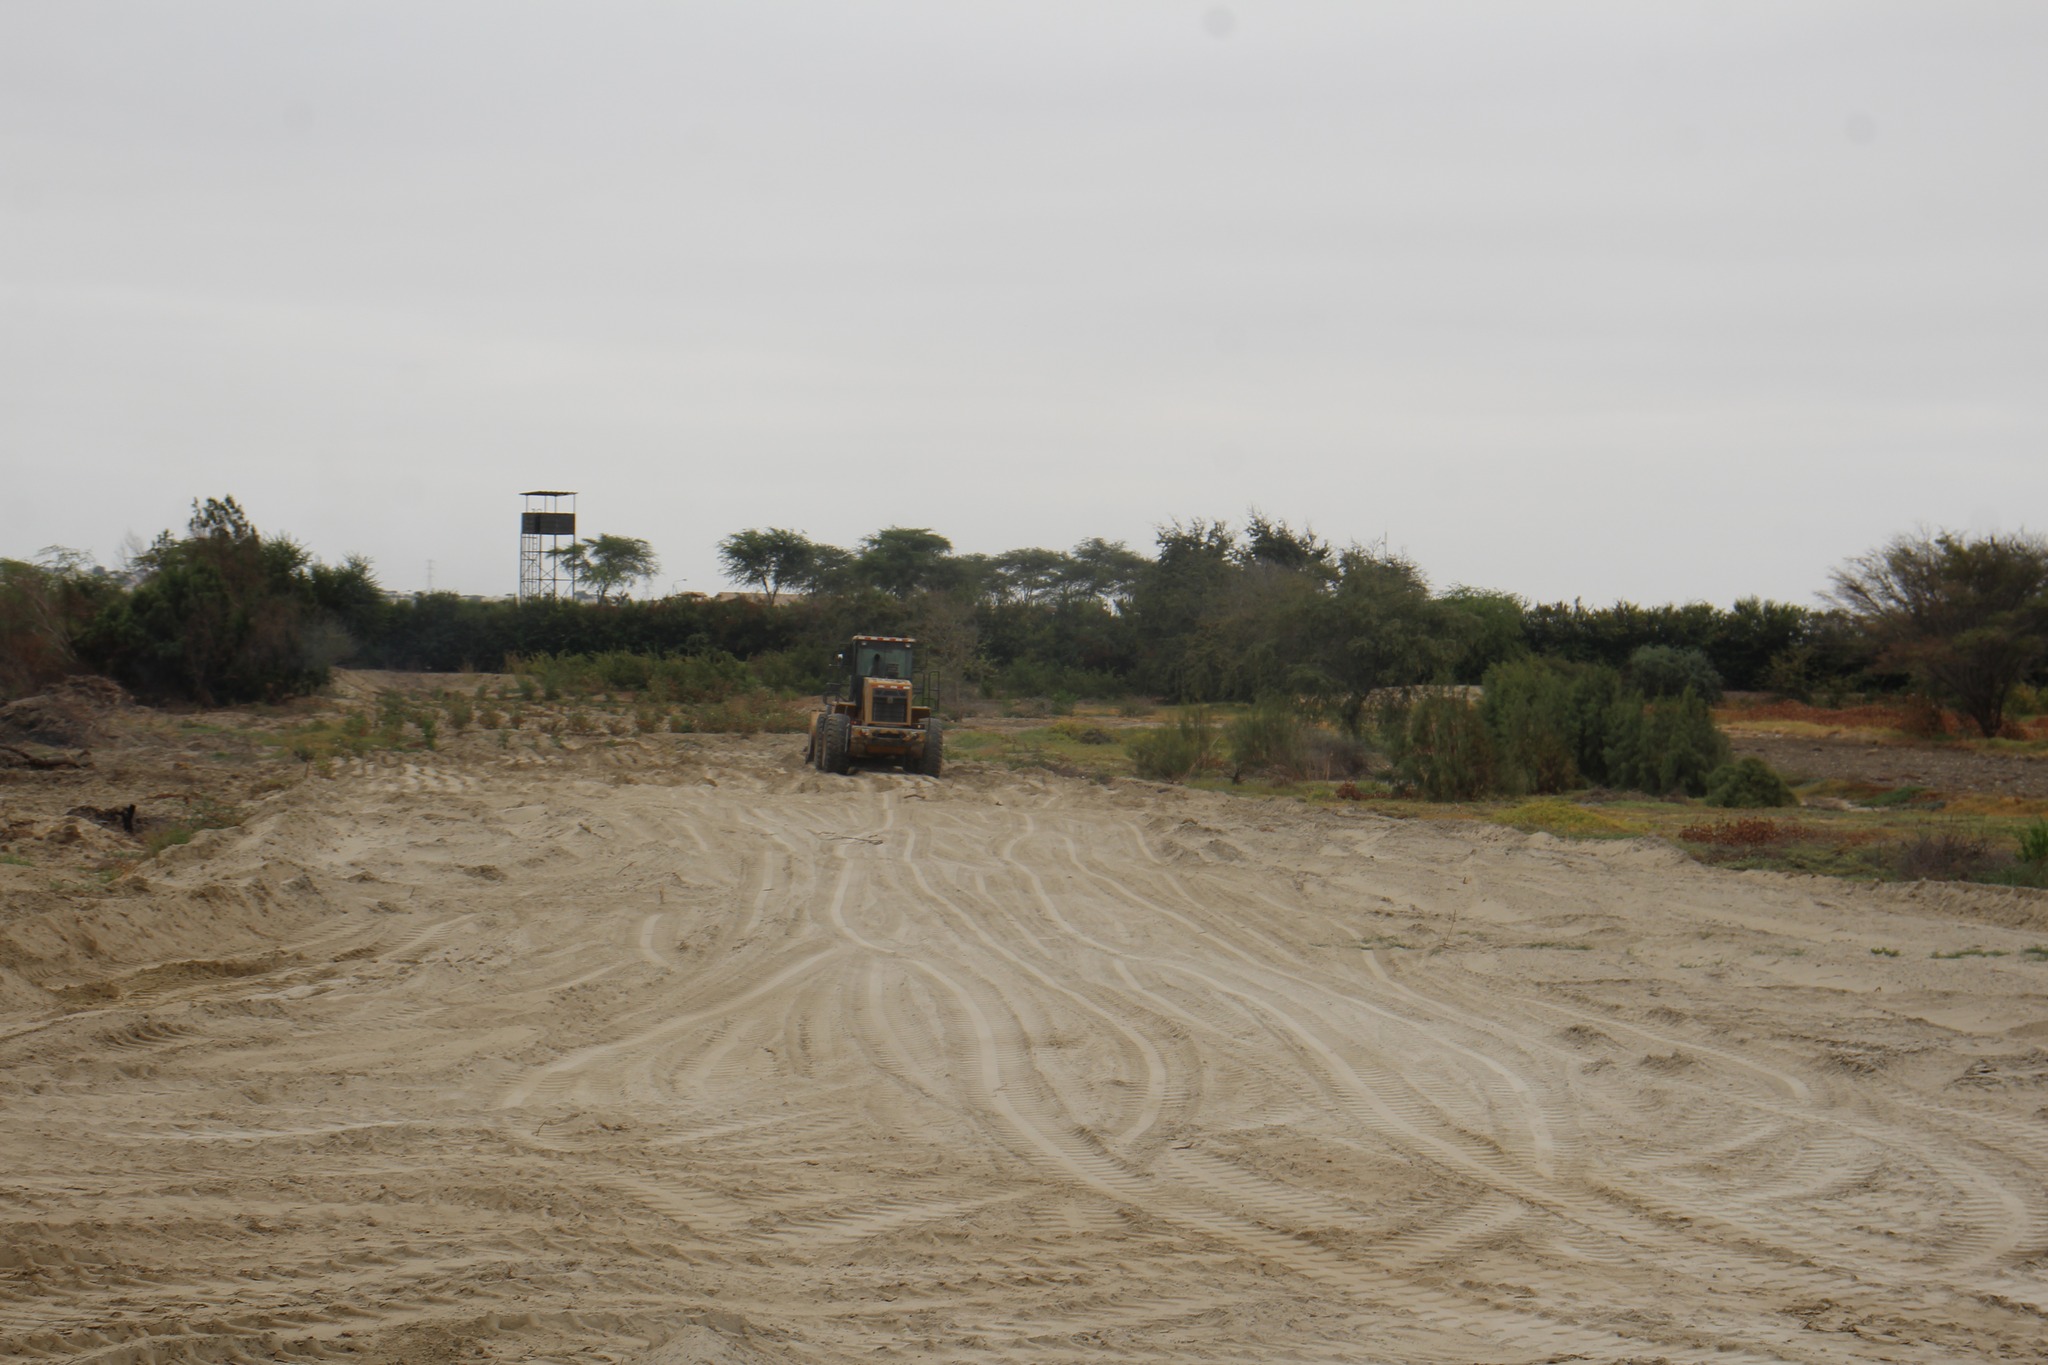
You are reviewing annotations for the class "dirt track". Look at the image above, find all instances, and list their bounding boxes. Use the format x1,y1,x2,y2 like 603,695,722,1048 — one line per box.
5,732,2048,1363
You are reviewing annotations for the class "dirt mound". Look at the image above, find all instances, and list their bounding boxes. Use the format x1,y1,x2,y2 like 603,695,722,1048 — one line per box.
0,676,128,747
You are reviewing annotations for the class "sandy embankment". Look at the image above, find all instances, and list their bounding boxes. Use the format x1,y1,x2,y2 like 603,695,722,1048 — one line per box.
4,729,2048,1363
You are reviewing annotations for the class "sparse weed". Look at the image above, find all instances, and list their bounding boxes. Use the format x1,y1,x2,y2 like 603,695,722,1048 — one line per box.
1896,830,1996,882
1869,946,1900,956
1127,708,1220,782
1051,720,1116,745
1931,947,2006,960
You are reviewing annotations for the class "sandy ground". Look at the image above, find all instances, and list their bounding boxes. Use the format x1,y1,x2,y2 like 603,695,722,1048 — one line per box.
5,725,2048,1363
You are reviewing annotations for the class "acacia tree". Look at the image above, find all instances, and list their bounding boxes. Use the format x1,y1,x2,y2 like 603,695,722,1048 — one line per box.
716,528,821,605
855,527,954,598
551,534,659,604
1829,529,2048,736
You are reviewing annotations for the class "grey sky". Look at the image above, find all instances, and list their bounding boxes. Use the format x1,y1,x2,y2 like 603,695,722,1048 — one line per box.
3,2,2042,606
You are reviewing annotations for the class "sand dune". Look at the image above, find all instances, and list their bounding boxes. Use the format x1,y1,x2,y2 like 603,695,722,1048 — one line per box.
4,731,2047,1362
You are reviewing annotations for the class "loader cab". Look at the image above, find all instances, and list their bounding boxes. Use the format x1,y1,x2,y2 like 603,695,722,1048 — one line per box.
840,636,917,727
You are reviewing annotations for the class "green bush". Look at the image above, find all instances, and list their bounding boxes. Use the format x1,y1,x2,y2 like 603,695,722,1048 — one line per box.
1387,692,1496,800
79,497,379,705
1481,658,1624,794
2019,818,2048,865
1605,691,1729,797
1705,756,1795,808
1298,726,1372,780
1628,645,1724,703
1127,707,1220,781
1226,698,1308,781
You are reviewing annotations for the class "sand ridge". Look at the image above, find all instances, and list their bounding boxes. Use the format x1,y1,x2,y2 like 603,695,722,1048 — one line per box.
4,730,2048,1362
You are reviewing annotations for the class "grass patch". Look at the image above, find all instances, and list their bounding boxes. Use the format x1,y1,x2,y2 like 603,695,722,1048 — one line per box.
1861,785,1938,810
1930,947,2007,960
0,853,31,867
1493,798,1642,838
949,724,1135,778
1870,946,1900,956
142,797,245,858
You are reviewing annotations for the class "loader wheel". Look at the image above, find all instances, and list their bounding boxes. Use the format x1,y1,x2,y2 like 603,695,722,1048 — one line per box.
917,717,944,778
819,713,852,775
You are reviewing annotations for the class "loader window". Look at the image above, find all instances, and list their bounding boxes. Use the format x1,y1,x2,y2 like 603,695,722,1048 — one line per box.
856,644,912,681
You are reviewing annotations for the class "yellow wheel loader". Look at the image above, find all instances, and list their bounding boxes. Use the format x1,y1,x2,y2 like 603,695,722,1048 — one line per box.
804,635,943,777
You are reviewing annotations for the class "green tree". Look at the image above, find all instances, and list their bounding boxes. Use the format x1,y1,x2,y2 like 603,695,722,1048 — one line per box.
552,534,660,605
1238,512,1334,575
1128,520,1239,697
855,527,955,598
717,528,820,605
81,496,378,704
1829,529,2048,736
1628,644,1723,702
990,547,1076,605
1300,545,1464,734
0,548,123,699
1440,587,1528,682
1067,537,1149,605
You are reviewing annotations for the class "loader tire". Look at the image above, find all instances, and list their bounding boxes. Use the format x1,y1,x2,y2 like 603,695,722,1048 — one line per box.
819,713,852,775
917,717,944,778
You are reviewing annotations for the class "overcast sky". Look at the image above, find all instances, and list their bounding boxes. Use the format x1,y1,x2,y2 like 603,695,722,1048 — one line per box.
3,2,2042,605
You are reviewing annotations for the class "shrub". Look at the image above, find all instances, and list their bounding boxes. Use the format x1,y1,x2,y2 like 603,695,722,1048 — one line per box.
1050,720,1116,745
78,497,379,705
687,691,805,734
1604,692,1729,797
1677,817,1796,846
1225,699,1308,781
1481,658,1624,794
1387,692,1495,801
1127,707,1220,782
1896,831,1996,882
2019,818,2048,865
1,553,122,701
1762,645,1817,702
1298,726,1372,780
1628,645,1724,703
1705,756,1795,808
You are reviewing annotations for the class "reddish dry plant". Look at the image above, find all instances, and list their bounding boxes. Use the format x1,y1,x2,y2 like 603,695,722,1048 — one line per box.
1333,782,1368,801
1677,818,1803,847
